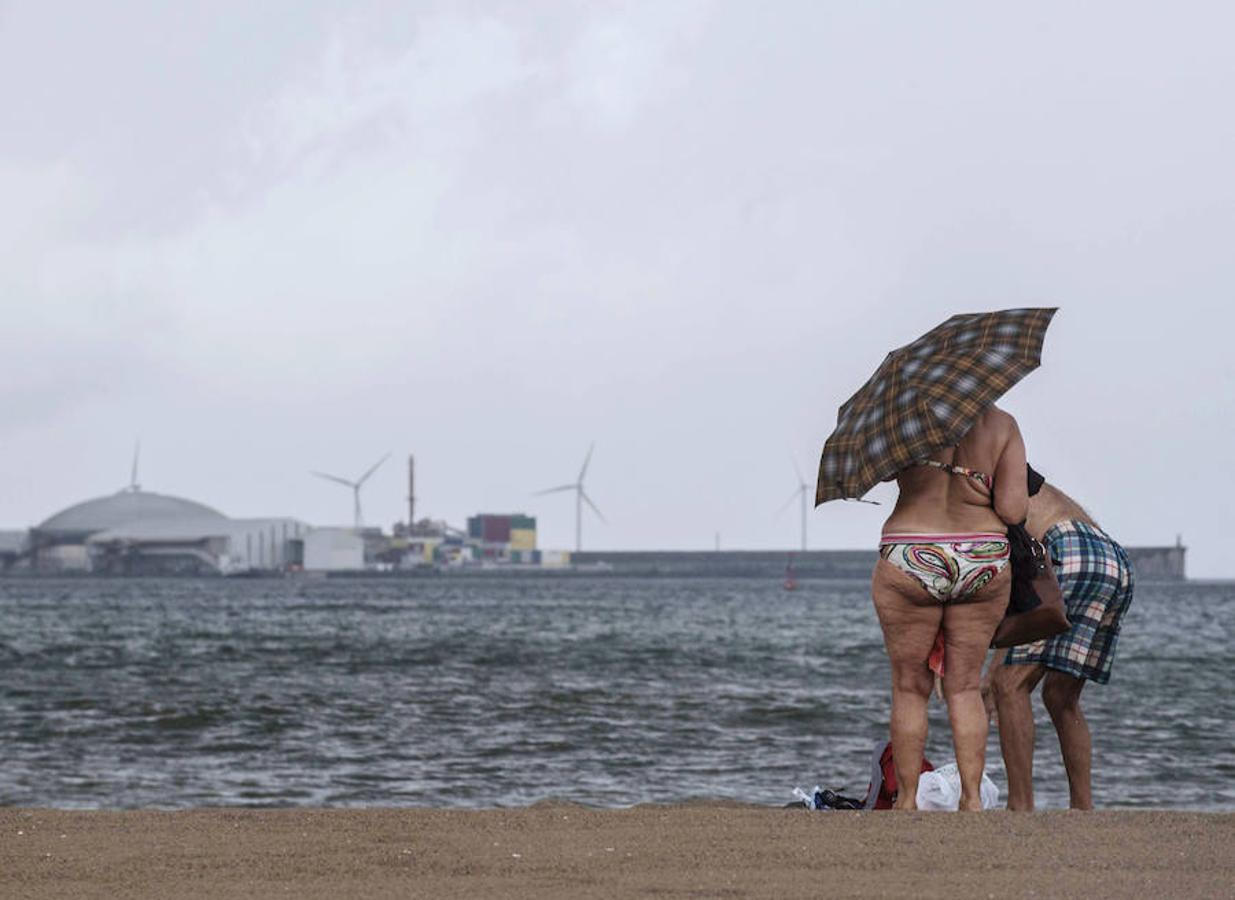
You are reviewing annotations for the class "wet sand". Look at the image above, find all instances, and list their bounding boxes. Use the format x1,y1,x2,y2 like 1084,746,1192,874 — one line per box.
2,804,1231,899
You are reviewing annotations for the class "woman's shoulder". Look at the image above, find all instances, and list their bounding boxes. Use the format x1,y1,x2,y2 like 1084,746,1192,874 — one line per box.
970,405,1021,444
979,404,1019,431
956,405,1022,466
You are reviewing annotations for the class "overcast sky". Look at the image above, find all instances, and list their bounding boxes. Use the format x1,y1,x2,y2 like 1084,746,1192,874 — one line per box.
2,1,1232,575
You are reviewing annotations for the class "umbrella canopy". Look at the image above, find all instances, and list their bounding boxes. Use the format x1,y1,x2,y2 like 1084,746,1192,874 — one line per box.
815,307,1057,505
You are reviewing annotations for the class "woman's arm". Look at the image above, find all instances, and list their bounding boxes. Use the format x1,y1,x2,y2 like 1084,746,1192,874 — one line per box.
992,414,1029,525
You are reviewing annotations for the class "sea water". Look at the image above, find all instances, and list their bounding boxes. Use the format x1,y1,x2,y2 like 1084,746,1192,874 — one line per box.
0,576,1230,810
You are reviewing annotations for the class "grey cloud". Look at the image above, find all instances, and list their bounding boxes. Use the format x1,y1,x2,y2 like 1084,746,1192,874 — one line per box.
1,1,1232,574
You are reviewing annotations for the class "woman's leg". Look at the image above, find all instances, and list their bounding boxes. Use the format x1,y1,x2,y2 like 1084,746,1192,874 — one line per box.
941,568,1010,810
872,560,943,810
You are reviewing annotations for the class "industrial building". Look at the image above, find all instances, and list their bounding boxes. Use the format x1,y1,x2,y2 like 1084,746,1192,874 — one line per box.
300,527,365,572
467,513,536,562
20,488,312,575
2,474,559,575
4,448,1185,578
0,531,27,569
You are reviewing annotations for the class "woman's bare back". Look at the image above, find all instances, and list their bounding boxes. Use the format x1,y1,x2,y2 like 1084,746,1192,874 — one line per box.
881,406,1028,535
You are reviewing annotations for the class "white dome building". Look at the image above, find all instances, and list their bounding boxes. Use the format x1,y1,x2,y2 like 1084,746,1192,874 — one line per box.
31,489,306,575
35,490,227,543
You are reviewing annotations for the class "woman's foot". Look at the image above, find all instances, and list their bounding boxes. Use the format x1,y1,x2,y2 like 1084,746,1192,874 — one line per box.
958,791,983,811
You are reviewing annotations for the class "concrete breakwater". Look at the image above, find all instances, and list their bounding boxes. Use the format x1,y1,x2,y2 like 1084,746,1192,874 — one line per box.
570,545,1186,580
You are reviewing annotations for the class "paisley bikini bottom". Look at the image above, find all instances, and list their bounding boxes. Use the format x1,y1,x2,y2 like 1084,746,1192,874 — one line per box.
878,533,1010,603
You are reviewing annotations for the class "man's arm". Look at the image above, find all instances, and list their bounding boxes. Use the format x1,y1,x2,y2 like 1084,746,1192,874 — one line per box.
980,648,1007,724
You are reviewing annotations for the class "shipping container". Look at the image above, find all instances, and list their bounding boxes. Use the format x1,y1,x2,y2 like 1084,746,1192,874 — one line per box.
509,528,536,551
481,516,512,543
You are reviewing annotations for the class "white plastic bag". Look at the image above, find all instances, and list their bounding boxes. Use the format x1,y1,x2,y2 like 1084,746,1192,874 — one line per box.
791,786,823,809
915,762,1000,810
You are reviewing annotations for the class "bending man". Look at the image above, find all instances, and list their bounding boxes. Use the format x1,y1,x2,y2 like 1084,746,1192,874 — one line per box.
989,477,1135,810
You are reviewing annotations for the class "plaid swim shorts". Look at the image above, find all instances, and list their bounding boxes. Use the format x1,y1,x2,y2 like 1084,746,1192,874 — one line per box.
1004,520,1135,684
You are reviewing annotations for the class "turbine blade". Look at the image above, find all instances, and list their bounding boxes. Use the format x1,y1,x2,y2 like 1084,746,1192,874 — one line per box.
578,442,595,483
774,488,800,517
130,440,141,490
535,484,577,496
356,452,390,486
311,471,356,488
792,456,806,487
580,491,606,524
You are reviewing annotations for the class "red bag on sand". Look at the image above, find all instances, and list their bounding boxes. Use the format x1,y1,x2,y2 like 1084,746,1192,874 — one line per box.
864,741,934,810
928,630,946,677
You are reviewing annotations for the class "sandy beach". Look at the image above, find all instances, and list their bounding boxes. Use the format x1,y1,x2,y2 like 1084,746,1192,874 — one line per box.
2,804,1231,899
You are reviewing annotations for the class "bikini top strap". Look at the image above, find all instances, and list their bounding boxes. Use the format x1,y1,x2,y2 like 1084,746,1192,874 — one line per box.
913,459,993,492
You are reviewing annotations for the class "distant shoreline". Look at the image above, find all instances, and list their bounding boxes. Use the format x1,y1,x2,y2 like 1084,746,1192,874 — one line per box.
0,571,1208,581
0,545,1193,580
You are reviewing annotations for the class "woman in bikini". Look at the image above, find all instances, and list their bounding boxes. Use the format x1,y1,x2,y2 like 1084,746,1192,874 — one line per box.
872,404,1028,811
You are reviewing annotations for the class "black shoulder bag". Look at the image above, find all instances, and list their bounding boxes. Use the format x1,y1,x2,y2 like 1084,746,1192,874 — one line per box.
992,522,1070,648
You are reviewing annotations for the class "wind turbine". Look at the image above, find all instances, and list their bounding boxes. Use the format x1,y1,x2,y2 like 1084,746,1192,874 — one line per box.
776,459,809,552
125,440,141,493
536,443,605,552
311,453,390,529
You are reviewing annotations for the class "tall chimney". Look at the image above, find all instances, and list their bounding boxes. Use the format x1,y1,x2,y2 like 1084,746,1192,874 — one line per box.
407,454,416,528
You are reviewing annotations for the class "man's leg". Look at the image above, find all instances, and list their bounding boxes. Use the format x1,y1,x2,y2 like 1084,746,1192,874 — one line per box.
991,657,1046,811
1042,671,1092,810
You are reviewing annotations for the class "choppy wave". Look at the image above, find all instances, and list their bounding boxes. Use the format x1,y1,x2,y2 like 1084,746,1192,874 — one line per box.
0,576,1230,810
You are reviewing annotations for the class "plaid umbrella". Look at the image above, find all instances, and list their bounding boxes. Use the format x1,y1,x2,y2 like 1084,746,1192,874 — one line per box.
815,307,1057,505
